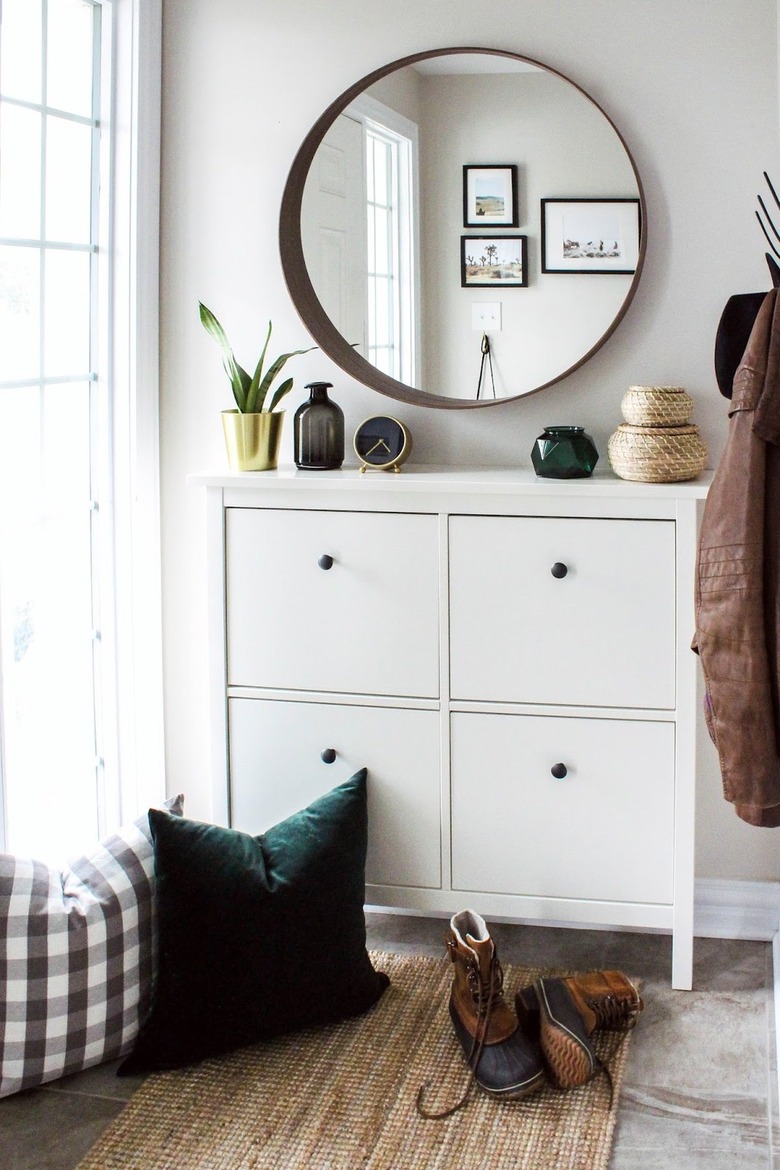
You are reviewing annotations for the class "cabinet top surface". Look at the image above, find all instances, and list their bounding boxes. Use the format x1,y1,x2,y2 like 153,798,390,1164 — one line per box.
189,465,713,499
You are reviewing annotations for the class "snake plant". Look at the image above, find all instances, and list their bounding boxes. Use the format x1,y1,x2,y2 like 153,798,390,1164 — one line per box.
199,302,316,413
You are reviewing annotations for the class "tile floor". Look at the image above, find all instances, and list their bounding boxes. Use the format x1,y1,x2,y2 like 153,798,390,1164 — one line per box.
1,913,777,1169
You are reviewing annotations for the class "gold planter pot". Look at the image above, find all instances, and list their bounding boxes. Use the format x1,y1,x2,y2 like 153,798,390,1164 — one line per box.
221,410,284,471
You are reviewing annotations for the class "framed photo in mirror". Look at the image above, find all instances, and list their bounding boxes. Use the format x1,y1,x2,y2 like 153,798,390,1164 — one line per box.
461,235,528,287
541,198,641,274
463,165,518,227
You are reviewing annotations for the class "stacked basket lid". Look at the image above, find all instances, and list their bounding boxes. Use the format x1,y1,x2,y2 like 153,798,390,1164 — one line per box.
607,386,708,482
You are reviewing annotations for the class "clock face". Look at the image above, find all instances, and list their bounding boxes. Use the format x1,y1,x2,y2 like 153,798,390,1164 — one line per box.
353,417,410,467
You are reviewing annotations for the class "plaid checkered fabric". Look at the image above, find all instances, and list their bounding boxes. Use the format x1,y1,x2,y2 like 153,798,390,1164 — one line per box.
0,795,183,1098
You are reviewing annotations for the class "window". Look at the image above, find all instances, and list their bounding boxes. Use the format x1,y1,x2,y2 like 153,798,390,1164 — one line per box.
0,0,163,860
355,98,418,386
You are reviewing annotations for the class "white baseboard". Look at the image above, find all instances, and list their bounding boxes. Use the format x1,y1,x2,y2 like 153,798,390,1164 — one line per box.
370,881,780,941
695,879,780,1120
695,877,780,940
773,930,780,1116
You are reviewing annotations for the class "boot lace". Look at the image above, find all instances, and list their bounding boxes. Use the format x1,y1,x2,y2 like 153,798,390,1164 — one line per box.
586,988,643,1032
468,954,506,1018
583,990,642,1109
416,948,502,1120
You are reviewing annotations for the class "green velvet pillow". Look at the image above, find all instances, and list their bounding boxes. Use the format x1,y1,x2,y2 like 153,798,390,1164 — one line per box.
119,770,388,1074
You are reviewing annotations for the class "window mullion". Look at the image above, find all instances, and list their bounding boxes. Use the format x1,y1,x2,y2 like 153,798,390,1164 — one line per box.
92,0,119,837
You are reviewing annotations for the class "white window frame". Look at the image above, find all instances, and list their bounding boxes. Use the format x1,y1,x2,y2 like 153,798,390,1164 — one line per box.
108,0,165,827
348,94,420,387
0,0,164,849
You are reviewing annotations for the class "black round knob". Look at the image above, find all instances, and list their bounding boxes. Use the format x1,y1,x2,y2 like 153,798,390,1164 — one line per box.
318,554,334,570
321,748,337,764
550,762,568,780
551,562,568,579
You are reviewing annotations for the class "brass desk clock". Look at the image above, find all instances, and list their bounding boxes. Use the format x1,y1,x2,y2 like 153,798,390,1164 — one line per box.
353,416,412,473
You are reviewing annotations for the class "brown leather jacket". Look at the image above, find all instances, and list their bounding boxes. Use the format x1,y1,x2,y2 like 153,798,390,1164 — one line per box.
693,288,780,827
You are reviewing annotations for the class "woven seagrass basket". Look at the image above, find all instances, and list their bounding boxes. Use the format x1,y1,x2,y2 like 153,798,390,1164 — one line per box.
621,385,694,427
607,423,707,483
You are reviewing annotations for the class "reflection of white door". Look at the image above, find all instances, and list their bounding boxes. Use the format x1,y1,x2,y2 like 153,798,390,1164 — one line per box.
301,113,366,354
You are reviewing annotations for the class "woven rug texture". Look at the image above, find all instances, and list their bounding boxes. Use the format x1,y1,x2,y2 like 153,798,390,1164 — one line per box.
77,950,633,1170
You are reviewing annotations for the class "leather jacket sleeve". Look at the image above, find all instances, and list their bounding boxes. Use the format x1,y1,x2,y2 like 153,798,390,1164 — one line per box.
693,289,780,827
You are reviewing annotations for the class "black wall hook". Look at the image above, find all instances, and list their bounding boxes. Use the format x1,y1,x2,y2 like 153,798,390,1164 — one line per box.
475,332,497,400
714,173,780,398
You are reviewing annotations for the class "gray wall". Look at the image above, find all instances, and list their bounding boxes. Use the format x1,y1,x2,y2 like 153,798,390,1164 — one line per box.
159,0,780,879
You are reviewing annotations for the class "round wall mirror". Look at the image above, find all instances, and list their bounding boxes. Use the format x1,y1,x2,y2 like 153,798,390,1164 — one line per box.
280,47,646,409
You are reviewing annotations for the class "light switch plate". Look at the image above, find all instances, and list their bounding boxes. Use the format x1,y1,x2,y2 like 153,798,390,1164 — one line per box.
472,302,502,331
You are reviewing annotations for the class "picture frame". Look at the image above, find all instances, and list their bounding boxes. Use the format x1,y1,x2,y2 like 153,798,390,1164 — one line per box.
541,198,641,274
461,235,528,287
463,165,519,227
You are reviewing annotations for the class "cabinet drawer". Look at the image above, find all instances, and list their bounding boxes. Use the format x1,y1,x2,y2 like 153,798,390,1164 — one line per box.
451,711,674,904
229,697,441,889
449,515,675,708
226,509,439,697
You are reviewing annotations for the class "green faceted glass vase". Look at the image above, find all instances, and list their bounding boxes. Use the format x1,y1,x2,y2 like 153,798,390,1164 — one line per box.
531,425,599,479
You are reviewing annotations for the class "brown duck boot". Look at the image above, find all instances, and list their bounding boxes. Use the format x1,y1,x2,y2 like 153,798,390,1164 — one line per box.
445,910,545,1101
515,970,643,1090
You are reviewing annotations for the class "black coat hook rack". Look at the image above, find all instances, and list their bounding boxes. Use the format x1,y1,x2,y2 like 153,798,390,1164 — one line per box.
714,172,780,398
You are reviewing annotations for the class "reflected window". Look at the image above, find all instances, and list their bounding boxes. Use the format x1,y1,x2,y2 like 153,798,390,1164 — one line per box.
363,113,417,384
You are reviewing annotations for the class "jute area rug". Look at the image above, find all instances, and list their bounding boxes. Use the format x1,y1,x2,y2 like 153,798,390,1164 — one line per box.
77,951,633,1170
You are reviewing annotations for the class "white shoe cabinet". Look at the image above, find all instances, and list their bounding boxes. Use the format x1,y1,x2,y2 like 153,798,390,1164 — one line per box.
191,467,710,989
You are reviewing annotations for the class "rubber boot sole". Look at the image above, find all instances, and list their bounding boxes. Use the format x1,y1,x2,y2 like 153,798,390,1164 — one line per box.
534,978,595,1090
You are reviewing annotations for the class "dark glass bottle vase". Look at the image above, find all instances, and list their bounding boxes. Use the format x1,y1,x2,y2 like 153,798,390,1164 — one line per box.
531,425,599,479
294,382,344,470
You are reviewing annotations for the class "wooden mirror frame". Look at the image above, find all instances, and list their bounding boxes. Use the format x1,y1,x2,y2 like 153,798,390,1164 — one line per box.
279,47,647,410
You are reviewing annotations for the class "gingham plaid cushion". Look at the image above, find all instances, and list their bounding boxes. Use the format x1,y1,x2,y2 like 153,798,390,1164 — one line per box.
0,795,183,1098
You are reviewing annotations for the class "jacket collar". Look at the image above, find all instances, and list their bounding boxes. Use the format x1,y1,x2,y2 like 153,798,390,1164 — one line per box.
732,287,780,443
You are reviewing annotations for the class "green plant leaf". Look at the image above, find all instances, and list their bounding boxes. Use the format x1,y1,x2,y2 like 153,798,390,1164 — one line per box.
251,346,318,412
198,301,228,348
266,376,294,413
200,302,318,413
199,301,250,411
228,359,252,412
245,322,274,413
